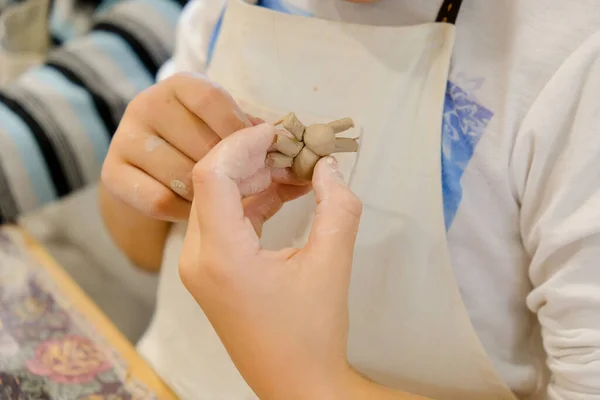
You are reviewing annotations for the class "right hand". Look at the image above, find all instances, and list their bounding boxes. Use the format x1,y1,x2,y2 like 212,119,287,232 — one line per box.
101,72,264,221
179,124,363,399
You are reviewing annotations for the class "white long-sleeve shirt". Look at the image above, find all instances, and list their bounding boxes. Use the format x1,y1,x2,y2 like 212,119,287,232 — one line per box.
139,1,600,398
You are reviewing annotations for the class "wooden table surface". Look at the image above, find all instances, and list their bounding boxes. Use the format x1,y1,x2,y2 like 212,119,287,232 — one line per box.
0,225,177,399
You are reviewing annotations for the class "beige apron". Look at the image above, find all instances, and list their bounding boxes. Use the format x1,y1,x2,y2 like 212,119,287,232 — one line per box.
204,0,518,399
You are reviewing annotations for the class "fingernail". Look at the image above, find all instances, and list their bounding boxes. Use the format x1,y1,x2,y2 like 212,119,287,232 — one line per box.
249,115,265,126
325,156,346,185
170,179,189,196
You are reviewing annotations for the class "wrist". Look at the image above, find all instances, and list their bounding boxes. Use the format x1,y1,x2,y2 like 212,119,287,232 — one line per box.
98,183,171,272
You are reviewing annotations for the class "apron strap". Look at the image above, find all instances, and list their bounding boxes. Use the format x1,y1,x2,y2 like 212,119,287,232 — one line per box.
435,0,463,24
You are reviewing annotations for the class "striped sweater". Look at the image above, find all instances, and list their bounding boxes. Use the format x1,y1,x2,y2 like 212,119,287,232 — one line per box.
0,0,184,222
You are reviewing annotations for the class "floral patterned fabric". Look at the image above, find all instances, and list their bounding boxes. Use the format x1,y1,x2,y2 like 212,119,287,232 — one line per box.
0,229,157,399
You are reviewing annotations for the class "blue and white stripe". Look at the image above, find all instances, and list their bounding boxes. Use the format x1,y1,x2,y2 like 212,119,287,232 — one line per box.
0,0,183,222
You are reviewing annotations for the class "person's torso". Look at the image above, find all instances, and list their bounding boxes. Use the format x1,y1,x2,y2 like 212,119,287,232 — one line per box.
139,1,600,398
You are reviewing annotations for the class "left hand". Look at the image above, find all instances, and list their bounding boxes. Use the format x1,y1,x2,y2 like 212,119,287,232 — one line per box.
178,122,363,399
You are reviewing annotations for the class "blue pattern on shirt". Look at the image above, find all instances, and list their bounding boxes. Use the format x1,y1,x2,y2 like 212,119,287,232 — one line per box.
258,0,311,15
441,81,493,228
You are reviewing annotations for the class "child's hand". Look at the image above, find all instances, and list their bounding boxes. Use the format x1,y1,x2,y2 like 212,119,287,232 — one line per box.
179,123,363,399
101,72,260,221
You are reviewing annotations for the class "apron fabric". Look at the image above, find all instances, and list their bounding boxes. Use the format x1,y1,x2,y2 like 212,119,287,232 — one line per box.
140,0,521,398
208,1,518,398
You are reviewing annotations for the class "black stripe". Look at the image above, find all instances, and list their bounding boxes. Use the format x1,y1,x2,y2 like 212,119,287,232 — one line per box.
0,93,70,197
92,22,159,77
435,0,463,24
50,34,62,47
46,62,118,137
0,163,19,223
47,0,62,46
18,89,86,188
173,0,187,7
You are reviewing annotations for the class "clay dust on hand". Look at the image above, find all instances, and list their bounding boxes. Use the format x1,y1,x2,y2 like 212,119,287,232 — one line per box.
266,113,359,180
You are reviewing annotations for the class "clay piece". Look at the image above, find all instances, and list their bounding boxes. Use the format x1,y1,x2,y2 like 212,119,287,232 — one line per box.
268,113,358,180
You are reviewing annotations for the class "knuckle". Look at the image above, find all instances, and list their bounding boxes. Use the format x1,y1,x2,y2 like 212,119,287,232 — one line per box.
168,72,248,135
110,127,136,152
165,72,196,93
100,155,121,188
192,162,213,187
125,78,179,121
146,188,175,218
169,71,203,86
125,87,156,117
168,71,187,85
100,163,113,187
192,84,222,111
169,73,222,110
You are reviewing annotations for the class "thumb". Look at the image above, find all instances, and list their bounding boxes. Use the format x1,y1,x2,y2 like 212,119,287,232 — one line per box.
306,156,362,267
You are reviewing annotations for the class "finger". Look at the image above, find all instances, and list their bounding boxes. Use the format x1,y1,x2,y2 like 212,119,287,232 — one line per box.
126,84,222,162
238,165,310,196
239,167,272,198
243,183,313,236
118,132,196,202
270,167,311,186
168,72,252,138
192,123,276,252
102,158,191,221
306,156,362,266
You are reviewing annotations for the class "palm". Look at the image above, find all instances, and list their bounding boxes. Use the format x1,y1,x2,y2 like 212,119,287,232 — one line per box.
242,182,311,236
